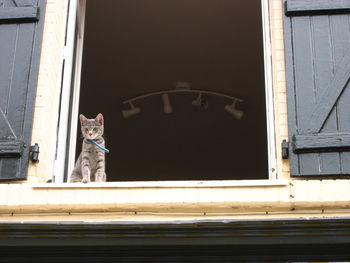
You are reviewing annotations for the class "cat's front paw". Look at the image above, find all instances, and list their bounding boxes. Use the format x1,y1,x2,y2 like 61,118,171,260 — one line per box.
82,178,90,183
95,171,106,182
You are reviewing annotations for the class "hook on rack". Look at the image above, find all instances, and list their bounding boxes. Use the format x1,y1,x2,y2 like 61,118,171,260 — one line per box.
192,92,208,109
225,99,244,120
162,93,173,114
122,101,141,119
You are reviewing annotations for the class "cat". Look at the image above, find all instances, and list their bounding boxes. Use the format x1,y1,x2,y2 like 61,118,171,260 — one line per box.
69,113,107,183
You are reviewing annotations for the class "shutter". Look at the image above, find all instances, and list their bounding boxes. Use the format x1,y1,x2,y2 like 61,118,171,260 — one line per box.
283,0,350,176
0,0,45,180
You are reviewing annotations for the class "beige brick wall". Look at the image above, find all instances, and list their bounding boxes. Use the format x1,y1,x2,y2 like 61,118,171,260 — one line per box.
269,0,290,179
26,0,68,183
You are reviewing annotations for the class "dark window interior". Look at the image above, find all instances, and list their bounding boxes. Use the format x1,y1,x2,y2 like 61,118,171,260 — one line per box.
77,0,268,181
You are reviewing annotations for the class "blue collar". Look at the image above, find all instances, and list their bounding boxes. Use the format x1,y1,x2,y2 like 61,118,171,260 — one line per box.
88,139,109,153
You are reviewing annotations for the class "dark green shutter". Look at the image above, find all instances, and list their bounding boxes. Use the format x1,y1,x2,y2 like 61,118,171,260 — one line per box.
0,0,45,180
283,0,350,176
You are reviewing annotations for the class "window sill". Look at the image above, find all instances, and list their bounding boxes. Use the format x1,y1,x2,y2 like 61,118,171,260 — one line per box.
32,179,290,189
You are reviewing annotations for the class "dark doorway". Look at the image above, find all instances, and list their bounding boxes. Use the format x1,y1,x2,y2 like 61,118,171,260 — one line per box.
77,0,268,181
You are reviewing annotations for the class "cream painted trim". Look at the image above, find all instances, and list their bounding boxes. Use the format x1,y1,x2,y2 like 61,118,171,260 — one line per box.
2,179,350,215
54,0,86,183
3,211,350,223
32,179,289,188
54,0,79,182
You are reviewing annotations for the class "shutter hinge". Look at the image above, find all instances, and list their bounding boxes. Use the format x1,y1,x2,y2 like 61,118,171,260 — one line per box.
29,143,39,163
282,139,289,159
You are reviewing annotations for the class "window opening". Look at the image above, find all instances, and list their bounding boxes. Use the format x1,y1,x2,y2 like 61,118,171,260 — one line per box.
62,0,274,182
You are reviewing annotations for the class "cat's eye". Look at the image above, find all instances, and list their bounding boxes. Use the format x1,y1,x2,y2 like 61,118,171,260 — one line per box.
93,128,97,132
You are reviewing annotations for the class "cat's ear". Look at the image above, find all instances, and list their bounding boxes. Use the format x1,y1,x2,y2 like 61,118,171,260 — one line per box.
96,113,104,125
79,114,87,125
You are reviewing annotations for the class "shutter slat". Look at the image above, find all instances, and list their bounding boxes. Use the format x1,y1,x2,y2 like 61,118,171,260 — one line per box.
294,133,350,153
7,23,35,136
0,7,39,23
292,16,320,175
286,0,350,16
329,15,350,174
283,1,300,175
312,15,341,175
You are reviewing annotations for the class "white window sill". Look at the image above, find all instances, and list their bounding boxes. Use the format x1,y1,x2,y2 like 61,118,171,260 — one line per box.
32,179,290,189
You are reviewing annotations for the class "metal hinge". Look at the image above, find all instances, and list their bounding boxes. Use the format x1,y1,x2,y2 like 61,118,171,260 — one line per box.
29,143,39,163
282,139,289,159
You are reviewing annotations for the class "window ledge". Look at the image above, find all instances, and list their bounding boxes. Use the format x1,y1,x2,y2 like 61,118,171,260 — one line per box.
32,179,290,189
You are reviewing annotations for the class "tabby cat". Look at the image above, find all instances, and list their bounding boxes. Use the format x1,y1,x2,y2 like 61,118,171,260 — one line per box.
69,113,107,183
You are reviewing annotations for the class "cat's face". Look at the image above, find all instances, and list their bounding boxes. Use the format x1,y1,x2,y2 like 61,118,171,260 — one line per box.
80,113,104,140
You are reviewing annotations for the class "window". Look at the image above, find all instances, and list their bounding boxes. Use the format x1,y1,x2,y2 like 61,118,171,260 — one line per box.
55,0,276,182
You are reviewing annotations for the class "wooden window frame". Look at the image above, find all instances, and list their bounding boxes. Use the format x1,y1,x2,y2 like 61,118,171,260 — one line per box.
54,0,277,183
54,0,86,183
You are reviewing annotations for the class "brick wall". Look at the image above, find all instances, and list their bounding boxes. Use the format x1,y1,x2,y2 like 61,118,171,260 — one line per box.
269,0,290,179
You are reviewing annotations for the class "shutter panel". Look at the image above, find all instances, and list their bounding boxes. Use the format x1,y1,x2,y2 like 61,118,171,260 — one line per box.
283,0,350,176
0,0,45,180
